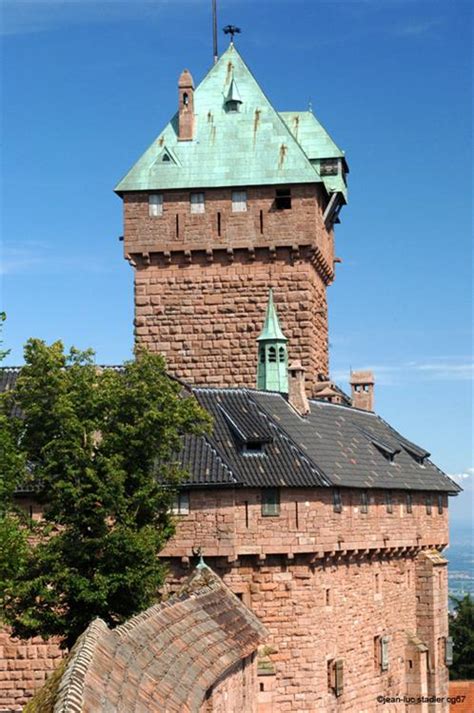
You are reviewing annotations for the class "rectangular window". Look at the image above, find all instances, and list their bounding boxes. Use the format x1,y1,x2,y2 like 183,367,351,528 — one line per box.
333,488,342,513
149,193,163,216
360,490,369,514
437,494,444,514
261,487,280,517
232,189,247,212
406,492,413,514
328,659,343,696
445,636,453,666
171,490,190,515
190,192,205,213
425,493,432,515
275,188,292,210
385,490,393,514
381,636,389,671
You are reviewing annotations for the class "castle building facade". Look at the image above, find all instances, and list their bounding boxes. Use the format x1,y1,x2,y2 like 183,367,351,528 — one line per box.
0,41,461,713
113,42,460,712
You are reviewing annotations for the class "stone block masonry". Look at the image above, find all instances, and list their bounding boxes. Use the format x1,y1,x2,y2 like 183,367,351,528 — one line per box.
133,248,330,394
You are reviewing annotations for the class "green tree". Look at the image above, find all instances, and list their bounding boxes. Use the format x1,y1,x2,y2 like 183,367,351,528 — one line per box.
449,594,474,680
2,339,210,647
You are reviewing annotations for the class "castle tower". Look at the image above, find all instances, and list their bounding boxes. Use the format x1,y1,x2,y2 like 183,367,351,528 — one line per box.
257,289,288,393
115,43,348,395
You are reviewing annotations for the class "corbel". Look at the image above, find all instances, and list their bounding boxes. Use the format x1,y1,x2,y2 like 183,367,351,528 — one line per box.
163,251,172,265
248,247,256,261
184,250,192,264
269,245,276,261
226,247,234,263
142,252,150,266
125,253,136,267
206,248,214,263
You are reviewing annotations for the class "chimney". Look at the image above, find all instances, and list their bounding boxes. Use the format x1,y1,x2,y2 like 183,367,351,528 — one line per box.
350,370,375,411
288,361,310,416
178,69,194,141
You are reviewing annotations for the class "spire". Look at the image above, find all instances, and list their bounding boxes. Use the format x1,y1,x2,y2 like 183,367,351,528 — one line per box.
257,289,287,342
257,290,288,394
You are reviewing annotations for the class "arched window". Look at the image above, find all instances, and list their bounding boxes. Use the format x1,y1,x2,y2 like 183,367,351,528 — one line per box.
183,92,189,106
279,346,285,362
268,346,277,363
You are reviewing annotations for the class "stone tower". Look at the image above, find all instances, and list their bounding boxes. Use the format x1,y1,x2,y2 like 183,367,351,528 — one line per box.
115,43,348,395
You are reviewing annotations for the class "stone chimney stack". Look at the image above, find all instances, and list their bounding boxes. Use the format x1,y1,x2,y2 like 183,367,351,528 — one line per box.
288,361,310,416
350,370,375,411
178,69,195,141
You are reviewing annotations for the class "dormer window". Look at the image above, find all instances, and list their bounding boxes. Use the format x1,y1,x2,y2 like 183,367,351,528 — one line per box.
319,159,339,177
242,441,264,456
275,188,291,210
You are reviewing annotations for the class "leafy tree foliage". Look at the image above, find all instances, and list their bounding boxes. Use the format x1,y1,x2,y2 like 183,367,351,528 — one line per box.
2,339,210,647
449,594,474,680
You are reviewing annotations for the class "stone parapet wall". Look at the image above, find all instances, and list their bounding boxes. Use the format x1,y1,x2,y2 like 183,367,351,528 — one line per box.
160,487,449,560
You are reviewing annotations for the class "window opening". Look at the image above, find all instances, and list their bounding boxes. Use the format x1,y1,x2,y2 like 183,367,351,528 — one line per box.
259,209,264,234
171,490,190,515
425,494,432,515
175,214,179,238
279,346,286,363
360,490,369,514
232,190,247,212
190,192,205,214
406,492,413,514
385,491,393,514
437,494,443,514
149,194,163,217
295,501,299,529
268,346,277,363
275,188,292,210
217,211,221,236
261,487,280,517
244,500,249,529
183,92,189,106
333,488,342,513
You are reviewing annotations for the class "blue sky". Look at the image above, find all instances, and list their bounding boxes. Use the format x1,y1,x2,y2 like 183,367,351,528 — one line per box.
1,0,472,531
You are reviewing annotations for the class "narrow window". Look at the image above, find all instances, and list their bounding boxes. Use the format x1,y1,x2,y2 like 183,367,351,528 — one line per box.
171,490,190,515
231,189,247,212
217,211,221,236
279,346,286,363
259,209,264,234
437,494,444,514
334,660,344,697
261,487,280,517
438,571,442,588
360,490,369,514
175,214,179,238
325,588,331,606
333,488,342,513
425,493,432,515
149,193,163,217
275,188,292,210
381,637,389,671
406,492,413,514
190,192,205,214
385,490,393,514
183,92,189,106
407,568,411,588
244,500,249,529
295,501,299,529
268,346,277,363
375,572,380,595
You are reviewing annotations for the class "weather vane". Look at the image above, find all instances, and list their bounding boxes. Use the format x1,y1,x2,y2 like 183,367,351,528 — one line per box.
223,25,241,43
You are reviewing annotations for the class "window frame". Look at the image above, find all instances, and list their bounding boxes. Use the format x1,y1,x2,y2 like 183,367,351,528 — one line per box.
261,487,280,517
149,193,164,217
171,490,190,516
190,192,205,214
231,189,247,213
275,188,292,210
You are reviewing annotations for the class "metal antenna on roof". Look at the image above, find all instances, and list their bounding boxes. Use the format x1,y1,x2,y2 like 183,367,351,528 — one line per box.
212,0,218,64
223,24,241,44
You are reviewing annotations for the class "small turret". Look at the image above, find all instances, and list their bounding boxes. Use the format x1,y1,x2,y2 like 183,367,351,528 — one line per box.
178,69,194,141
257,290,288,393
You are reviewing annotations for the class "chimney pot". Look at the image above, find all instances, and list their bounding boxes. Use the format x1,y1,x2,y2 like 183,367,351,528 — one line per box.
178,69,195,141
288,360,310,416
350,370,375,411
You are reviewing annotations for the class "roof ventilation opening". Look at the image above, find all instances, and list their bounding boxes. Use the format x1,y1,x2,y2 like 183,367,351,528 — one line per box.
224,78,243,113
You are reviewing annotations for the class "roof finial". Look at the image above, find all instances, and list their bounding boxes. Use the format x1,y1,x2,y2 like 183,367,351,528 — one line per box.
223,24,241,45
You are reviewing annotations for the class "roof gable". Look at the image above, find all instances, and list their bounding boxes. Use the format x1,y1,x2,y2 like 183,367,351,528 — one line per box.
115,45,322,193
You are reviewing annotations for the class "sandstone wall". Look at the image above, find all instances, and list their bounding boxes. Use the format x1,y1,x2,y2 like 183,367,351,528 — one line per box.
201,654,258,713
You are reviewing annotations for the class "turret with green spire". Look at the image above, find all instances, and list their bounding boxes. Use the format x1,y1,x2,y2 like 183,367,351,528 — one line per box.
257,290,288,393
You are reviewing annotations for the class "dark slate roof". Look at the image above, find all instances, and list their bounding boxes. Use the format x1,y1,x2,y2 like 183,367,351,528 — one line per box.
1,367,460,494
251,391,460,493
32,565,267,713
193,388,329,488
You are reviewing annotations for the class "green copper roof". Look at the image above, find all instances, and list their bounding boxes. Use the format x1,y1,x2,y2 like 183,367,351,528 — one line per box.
257,289,287,342
115,44,324,193
280,111,348,200
225,77,242,104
